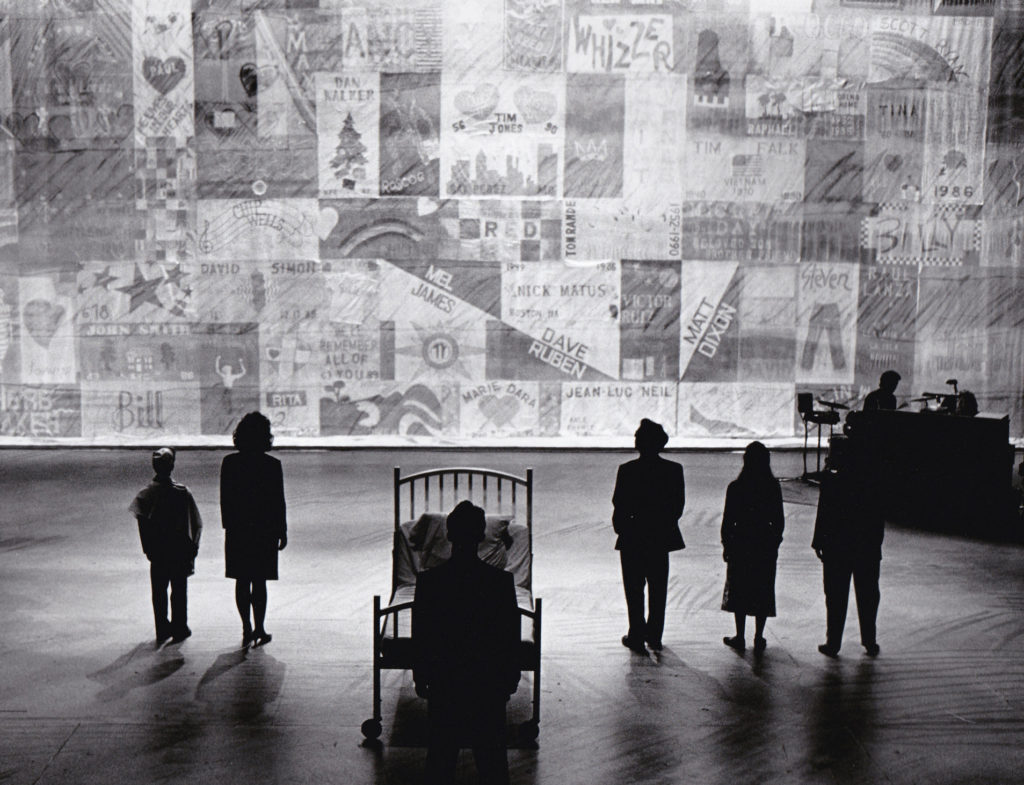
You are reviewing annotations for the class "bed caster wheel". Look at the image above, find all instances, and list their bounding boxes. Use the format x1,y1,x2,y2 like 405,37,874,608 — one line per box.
361,719,382,740
519,720,539,741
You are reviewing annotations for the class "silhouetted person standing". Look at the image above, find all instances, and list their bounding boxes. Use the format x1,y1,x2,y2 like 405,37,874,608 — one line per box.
413,501,521,785
612,418,685,653
863,370,900,411
220,411,287,648
812,443,884,657
721,441,784,654
130,447,202,644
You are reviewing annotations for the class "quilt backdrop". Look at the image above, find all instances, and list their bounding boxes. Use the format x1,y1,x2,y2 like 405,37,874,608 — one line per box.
0,0,1021,443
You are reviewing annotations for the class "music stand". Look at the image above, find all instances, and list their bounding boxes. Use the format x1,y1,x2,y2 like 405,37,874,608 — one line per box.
797,393,842,482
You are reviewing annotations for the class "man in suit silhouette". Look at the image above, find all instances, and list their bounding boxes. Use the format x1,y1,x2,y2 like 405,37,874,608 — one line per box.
812,441,885,658
413,500,521,785
612,418,686,653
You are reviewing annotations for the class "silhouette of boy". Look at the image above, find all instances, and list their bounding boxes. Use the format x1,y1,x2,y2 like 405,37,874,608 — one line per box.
130,448,203,644
413,500,521,785
612,418,685,653
812,442,884,658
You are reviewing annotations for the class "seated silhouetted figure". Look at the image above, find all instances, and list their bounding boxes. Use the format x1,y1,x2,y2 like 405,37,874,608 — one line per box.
413,500,521,785
130,448,203,644
863,370,900,411
812,442,884,658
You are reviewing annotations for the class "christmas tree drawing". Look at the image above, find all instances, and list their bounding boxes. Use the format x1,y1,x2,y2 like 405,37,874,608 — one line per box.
330,112,368,187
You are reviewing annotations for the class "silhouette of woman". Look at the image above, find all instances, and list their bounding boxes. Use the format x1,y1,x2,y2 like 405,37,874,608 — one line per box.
720,441,784,653
220,411,287,648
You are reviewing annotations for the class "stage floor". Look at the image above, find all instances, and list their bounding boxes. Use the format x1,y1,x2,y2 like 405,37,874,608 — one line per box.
1,449,1022,785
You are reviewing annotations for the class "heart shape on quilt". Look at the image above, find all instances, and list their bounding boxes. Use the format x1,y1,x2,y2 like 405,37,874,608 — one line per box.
478,394,520,427
513,86,556,124
23,299,64,348
454,83,499,121
883,153,903,172
317,206,340,241
143,56,186,95
239,63,259,97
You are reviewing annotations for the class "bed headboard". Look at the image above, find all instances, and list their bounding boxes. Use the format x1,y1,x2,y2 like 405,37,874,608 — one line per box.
393,466,533,590
394,466,532,530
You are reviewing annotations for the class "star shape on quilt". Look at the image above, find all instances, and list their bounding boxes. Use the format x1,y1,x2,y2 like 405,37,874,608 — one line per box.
92,266,119,291
394,321,485,381
116,264,165,313
164,263,188,287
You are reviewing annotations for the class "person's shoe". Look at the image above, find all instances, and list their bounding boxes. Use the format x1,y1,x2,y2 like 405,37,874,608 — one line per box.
818,642,839,658
171,626,192,643
254,631,273,647
155,622,173,645
864,642,880,657
753,636,767,654
723,635,745,651
621,635,646,654
241,628,254,649
647,640,664,652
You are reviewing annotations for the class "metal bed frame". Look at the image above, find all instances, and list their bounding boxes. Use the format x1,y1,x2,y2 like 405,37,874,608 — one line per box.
362,466,542,742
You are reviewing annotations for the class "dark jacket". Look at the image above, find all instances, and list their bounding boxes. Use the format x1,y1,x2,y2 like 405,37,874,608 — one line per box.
721,477,784,561
130,477,203,574
863,389,896,411
220,451,287,580
413,555,521,702
812,470,885,562
612,455,685,552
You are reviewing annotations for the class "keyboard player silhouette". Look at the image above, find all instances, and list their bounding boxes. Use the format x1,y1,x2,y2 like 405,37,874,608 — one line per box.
863,370,900,411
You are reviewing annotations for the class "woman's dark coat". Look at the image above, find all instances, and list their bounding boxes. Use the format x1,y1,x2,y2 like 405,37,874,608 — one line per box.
221,451,287,580
720,477,784,617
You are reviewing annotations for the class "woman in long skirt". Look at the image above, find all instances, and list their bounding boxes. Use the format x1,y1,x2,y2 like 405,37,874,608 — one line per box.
221,411,288,648
720,441,784,653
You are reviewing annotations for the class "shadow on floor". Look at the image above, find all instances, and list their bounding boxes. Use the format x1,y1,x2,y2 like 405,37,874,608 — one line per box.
195,646,285,722
805,660,879,781
384,679,540,752
89,642,185,702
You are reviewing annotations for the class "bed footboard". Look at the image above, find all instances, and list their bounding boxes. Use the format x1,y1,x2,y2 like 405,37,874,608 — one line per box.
365,594,543,741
